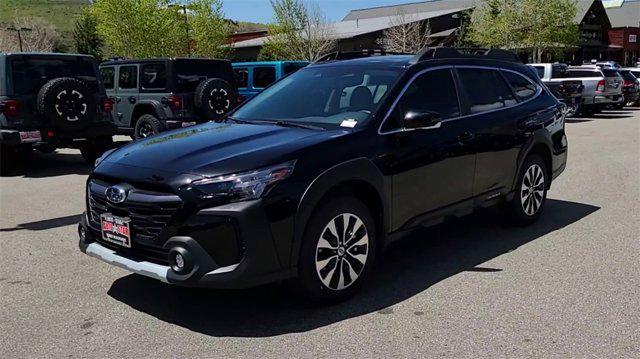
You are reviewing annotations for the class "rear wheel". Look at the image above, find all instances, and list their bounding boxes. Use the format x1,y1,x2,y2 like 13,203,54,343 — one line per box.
134,114,165,139
508,155,548,225
296,196,377,301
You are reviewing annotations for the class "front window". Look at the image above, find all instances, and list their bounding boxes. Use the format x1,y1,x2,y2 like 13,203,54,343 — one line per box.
232,65,402,129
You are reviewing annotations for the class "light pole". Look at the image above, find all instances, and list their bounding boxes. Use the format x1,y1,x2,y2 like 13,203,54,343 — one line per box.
6,27,32,52
169,4,190,57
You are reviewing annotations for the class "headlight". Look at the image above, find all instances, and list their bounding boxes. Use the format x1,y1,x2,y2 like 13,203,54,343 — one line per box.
182,160,296,201
94,148,116,168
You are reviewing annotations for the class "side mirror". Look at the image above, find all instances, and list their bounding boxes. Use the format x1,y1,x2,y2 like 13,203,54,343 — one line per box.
403,111,442,129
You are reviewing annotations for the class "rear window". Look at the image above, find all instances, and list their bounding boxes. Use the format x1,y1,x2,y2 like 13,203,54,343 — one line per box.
502,71,538,101
458,68,517,114
619,71,636,82
601,69,620,77
284,63,307,75
532,66,545,78
118,66,137,89
173,60,233,92
141,63,167,90
10,56,97,95
564,70,602,78
253,67,276,88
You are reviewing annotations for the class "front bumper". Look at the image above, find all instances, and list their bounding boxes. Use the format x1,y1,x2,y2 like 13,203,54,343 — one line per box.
79,199,293,289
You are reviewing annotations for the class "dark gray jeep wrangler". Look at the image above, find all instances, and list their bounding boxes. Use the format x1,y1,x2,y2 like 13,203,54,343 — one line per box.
99,58,238,139
0,52,116,174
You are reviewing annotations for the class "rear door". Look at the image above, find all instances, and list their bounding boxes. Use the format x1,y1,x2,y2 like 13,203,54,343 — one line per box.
455,67,524,198
114,64,139,127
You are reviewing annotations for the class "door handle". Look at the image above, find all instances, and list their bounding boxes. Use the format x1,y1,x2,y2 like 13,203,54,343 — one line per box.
128,96,137,104
458,131,475,143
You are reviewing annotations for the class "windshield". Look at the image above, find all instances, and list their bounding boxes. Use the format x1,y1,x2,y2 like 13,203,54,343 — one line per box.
232,65,403,128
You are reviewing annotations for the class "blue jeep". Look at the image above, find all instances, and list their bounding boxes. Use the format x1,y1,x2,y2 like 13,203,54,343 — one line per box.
232,61,308,100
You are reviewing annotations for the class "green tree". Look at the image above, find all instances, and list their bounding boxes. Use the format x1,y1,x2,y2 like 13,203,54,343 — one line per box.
189,0,231,58
468,0,580,62
259,0,335,61
74,9,105,60
91,0,184,58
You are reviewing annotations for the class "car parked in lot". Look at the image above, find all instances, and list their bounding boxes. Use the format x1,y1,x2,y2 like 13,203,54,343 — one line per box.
99,58,238,139
0,52,116,174
232,61,308,100
553,66,622,115
79,48,568,301
529,63,583,116
618,69,639,106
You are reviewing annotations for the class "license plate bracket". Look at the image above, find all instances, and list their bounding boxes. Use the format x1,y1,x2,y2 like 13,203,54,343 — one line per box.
100,213,132,248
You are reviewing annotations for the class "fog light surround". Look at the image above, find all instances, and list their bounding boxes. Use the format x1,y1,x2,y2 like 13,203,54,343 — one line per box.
169,247,193,274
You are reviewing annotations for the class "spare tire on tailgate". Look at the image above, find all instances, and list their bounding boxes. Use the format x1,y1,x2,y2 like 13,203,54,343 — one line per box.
37,77,97,131
194,78,237,120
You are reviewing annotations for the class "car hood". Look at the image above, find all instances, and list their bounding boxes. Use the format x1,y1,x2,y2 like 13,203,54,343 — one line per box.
99,121,344,178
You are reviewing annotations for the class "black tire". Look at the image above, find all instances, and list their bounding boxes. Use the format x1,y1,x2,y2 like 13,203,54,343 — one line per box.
613,103,624,110
37,77,97,131
79,136,113,164
194,78,237,120
295,196,377,302
134,114,165,139
507,154,548,226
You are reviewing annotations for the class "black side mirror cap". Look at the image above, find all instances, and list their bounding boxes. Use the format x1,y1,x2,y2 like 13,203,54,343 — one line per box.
403,111,442,129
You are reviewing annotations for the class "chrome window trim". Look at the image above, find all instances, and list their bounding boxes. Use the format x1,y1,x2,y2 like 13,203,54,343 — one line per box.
377,65,543,135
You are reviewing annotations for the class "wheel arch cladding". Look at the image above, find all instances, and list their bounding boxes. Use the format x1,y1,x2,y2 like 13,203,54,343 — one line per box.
291,158,388,267
132,102,165,126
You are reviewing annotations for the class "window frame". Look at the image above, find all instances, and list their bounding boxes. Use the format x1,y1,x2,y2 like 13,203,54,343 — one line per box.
378,65,542,135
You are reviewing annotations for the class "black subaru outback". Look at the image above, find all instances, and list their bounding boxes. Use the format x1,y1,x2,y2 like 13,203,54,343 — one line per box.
79,49,568,300
1,53,116,174
99,58,238,139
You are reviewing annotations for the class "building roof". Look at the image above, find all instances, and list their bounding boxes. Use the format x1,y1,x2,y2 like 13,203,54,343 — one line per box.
232,7,471,49
343,0,606,25
604,0,640,27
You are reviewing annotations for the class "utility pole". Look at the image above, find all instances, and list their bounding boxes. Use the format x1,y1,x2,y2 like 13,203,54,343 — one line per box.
6,27,32,52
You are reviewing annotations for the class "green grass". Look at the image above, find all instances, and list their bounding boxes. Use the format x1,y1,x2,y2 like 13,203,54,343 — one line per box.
0,0,89,31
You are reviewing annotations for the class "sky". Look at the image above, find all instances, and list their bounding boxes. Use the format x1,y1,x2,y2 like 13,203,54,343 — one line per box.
223,0,424,24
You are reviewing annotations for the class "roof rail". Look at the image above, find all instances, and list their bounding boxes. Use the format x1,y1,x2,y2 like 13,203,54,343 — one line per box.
314,49,411,63
410,47,521,64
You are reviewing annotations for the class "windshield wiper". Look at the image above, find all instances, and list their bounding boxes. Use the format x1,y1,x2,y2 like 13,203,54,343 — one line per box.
226,117,324,131
270,120,325,131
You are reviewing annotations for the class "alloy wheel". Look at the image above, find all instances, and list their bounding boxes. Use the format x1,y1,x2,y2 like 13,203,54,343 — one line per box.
520,164,545,216
138,123,153,138
315,213,369,291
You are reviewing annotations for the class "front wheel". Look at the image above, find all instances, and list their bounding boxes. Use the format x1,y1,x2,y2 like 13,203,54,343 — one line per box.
296,197,377,301
507,155,548,225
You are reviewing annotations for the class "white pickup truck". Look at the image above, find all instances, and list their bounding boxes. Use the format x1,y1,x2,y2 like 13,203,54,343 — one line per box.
529,63,584,116
531,63,624,115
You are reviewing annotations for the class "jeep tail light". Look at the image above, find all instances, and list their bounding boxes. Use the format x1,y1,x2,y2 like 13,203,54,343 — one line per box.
101,97,114,113
167,95,182,111
595,79,606,93
1,99,20,117
623,80,635,87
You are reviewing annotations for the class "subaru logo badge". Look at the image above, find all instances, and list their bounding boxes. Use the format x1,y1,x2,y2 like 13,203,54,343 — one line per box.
105,185,127,204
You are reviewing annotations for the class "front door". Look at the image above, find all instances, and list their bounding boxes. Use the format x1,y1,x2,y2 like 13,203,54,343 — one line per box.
379,68,476,229
114,65,139,128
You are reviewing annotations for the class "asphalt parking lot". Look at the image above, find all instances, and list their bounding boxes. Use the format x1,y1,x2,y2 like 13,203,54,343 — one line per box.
1,108,638,358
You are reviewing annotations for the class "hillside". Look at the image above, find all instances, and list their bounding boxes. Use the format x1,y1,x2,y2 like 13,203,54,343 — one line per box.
0,0,89,32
